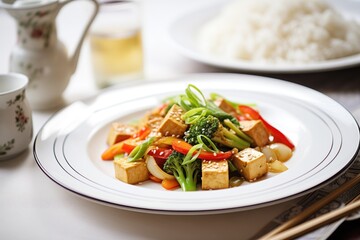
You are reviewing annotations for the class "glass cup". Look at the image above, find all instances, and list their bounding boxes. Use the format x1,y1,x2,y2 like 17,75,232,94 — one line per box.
89,0,143,88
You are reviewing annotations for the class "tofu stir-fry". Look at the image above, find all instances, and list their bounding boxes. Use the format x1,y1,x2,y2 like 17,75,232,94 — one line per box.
101,84,295,191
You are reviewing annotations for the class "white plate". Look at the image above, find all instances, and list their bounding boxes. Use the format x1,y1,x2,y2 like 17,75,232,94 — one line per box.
168,0,360,73
34,73,359,214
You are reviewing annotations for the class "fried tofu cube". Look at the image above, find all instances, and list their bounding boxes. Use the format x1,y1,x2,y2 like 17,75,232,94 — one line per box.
107,122,137,146
215,98,237,116
202,159,229,190
140,113,164,137
157,104,188,137
240,120,269,147
232,148,268,181
114,157,149,184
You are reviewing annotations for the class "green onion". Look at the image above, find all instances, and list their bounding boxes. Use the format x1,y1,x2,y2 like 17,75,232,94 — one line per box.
182,143,203,165
197,135,219,153
178,84,240,126
185,84,207,107
223,119,253,143
127,137,155,162
228,160,237,172
181,107,209,124
178,94,193,111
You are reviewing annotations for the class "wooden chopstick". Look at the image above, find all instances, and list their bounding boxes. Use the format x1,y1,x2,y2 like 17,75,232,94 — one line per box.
259,173,360,240
265,196,360,240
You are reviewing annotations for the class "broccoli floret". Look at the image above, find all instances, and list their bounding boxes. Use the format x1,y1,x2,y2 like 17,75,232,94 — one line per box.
163,151,201,191
184,115,250,150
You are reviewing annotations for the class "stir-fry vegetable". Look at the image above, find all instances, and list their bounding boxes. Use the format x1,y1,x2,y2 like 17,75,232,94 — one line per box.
102,84,295,191
147,147,173,160
238,105,295,149
101,141,126,160
127,137,155,162
184,115,251,150
179,84,239,126
163,151,201,191
172,140,232,161
161,178,180,190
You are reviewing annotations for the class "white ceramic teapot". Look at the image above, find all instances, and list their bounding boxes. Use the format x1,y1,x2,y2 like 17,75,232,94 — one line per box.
0,0,99,110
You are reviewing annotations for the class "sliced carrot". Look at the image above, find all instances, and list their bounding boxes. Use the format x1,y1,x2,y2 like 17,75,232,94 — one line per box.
122,142,137,154
149,174,162,183
161,178,180,190
102,138,142,160
133,126,151,140
101,141,124,160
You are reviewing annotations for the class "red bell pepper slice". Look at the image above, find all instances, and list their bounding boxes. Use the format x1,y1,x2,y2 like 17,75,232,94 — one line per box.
238,105,295,150
147,147,173,159
147,148,174,167
236,114,249,121
172,140,232,160
238,105,260,120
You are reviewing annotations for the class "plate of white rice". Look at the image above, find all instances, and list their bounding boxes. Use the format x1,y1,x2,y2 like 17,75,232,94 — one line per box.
168,0,360,73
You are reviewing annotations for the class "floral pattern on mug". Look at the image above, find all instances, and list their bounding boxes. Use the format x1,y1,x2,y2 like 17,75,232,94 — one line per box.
15,105,29,132
7,89,25,106
0,139,15,156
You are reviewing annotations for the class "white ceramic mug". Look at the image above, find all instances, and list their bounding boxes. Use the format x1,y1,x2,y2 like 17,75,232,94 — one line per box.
0,73,33,161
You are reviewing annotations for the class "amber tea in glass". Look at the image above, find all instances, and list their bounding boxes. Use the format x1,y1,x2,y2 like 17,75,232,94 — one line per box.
89,1,143,88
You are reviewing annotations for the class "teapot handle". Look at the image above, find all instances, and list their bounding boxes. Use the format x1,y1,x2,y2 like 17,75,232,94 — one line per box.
59,0,99,74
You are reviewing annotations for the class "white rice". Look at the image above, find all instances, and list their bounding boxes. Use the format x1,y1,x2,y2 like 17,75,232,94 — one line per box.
198,0,360,64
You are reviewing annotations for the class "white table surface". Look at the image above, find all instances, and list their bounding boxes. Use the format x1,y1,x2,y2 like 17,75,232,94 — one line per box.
1,1,360,239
